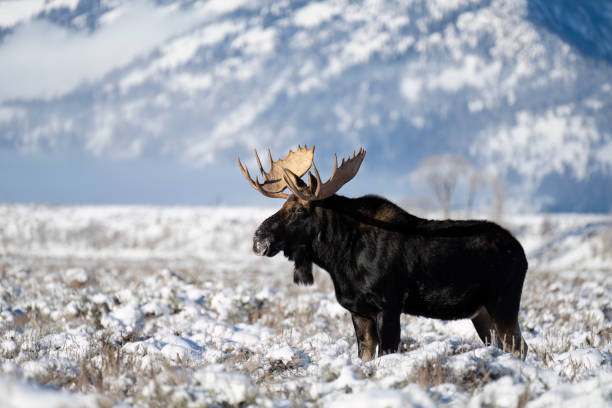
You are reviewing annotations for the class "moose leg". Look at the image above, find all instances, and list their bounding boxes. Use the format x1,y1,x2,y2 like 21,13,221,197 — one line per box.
375,310,401,357
471,307,502,347
351,313,378,361
494,319,528,360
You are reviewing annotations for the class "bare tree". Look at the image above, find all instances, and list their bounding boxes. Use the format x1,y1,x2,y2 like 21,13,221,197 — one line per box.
467,170,488,218
411,155,509,219
491,175,507,221
412,154,471,218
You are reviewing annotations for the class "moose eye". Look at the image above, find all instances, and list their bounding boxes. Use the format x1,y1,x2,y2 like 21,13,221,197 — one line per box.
290,207,307,220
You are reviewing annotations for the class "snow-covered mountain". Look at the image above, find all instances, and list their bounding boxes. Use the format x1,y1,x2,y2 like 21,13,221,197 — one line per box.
0,0,611,211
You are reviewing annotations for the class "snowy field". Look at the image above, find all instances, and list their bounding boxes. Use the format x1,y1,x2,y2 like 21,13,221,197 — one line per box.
0,205,610,407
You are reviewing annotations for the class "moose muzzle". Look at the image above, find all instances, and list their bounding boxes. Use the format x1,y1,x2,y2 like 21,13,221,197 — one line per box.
253,234,272,256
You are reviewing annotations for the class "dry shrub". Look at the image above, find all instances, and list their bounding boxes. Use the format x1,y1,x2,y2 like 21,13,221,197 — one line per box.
416,358,450,388
517,381,531,408
452,358,503,393
599,326,612,344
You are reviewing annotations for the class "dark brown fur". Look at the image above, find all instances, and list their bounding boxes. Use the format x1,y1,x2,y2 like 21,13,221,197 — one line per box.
253,193,529,360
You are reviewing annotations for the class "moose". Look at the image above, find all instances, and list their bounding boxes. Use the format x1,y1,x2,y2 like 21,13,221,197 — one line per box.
238,146,528,360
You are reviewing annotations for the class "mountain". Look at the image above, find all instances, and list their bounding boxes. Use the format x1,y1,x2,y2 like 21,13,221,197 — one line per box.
0,0,611,211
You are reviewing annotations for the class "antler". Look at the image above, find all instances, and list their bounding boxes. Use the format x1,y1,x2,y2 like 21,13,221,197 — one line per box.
283,148,366,202
238,145,315,199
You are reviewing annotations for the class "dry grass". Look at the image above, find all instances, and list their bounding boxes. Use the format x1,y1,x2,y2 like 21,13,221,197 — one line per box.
415,358,450,388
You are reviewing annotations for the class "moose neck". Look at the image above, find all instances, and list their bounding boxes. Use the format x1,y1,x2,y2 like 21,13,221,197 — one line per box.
307,193,423,280
310,196,364,279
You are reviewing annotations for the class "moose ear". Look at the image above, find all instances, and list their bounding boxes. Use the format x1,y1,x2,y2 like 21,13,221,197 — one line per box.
307,171,318,194
282,168,308,189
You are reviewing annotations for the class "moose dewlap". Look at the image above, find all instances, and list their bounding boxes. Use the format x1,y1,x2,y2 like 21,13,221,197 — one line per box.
238,146,528,361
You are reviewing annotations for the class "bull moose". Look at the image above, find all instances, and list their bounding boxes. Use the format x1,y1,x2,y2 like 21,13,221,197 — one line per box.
238,145,528,360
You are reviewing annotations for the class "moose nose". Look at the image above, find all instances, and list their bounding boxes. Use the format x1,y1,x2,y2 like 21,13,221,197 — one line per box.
253,235,271,256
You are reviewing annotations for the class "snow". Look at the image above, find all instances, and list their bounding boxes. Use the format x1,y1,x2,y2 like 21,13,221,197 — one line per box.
267,343,297,364
474,107,602,187
160,335,201,362
294,2,339,28
468,376,527,408
328,386,436,408
0,376,96,408
0,204,610,406
596,141,612,169
63,268,90,285
0,1,204,102
231,26,277,55
0,2,40,26
110,303,143,329
192,364,256,405
528,373,612,407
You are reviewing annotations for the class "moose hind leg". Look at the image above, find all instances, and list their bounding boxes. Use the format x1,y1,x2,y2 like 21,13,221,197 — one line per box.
351,313,378,361
494,319,528,360
471,307,502,348
375,310,401,357
487,284,529,359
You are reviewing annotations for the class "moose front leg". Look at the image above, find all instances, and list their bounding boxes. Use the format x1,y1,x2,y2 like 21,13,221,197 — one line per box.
376,310,401,356
351,312,379,361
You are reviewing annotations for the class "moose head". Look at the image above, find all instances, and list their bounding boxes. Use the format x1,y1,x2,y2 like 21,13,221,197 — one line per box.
238,146,366,285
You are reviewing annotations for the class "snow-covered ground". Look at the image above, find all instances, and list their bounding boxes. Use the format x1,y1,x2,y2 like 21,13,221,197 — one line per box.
0,205,610,407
